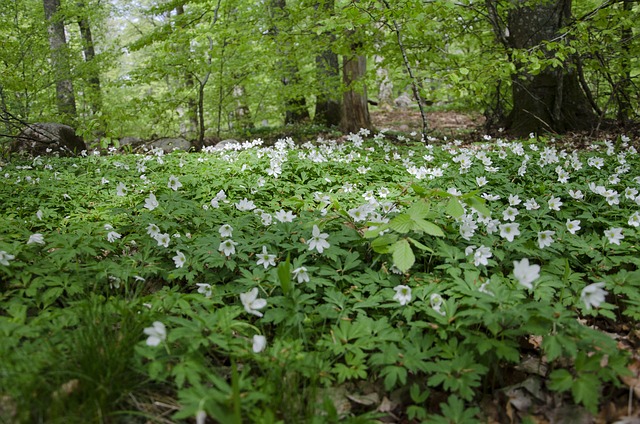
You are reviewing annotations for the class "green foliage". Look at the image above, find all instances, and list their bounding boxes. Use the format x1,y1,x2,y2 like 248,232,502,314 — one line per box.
1,131,638,421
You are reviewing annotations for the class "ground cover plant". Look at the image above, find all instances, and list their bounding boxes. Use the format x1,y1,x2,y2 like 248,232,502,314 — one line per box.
1,131,640,423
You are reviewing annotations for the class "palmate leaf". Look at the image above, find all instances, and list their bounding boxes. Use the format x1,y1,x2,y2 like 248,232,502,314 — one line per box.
392,239,415,273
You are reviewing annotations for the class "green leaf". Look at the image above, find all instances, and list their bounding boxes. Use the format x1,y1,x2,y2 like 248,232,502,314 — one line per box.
572,373,600,412
363,223,389,238
277,254,292,295
467,196,491,217
548,369,573,392
392,239,415,273
389,213,413,234
445,197,465,219
407,200,430,219
371,234,398,253
408,237,433,252
414,218,445,237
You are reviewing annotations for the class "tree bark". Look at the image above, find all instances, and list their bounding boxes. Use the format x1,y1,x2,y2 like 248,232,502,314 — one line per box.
314,0,342,127
341,53,371,134
270,0,310,125
77,3,101,116
175,4,199,139
506,0,595,136
43,0,77,125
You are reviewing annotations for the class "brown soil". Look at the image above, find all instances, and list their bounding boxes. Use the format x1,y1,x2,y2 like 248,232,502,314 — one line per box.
371,108,485,136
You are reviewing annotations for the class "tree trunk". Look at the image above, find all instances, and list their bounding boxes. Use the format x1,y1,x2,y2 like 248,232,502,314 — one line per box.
506,0,595,136
175,5,199,139
616,0,633,127
313,0,342,127
43,0,77,125
77,3,101,116
341,53,371,134
270,0,310,125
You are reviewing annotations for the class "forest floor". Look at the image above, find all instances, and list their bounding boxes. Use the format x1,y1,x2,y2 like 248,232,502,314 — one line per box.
370,108,485,137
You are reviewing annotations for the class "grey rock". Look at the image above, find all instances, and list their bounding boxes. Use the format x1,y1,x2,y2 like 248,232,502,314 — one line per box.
149,137,191,153
11,123,86,157
394,93,413,108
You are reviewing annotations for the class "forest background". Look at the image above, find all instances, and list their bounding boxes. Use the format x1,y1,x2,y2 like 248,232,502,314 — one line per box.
1,0,639,148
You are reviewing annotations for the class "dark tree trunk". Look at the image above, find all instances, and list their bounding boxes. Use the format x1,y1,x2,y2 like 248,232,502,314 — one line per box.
314,0,342,127
77,3,101,116
341,53,371,134
616,0,633,127
506,0,595,136
270,0,310,125
43,0,77,125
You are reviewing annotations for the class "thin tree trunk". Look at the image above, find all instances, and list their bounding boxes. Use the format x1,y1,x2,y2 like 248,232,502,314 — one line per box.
175,5,198,139
382,0,428,137
43,0,77,124
77,3,101,116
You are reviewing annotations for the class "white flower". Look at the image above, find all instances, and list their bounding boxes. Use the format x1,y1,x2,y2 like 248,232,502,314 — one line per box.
36,209,43,220
292,266,310,283
154,233,170,248
101,177,109,185
235,198,256,211
168,175,182,191
275,210,296,223
27,233,45,245
107,231,122,243
548,196,563,211
261,213,272,226
143,321,166,347
537,230,555,249
628,212,640,228
508,194,521,206
116,182,127,196
513,258,540,289
499,223,520,242
219,224,233,238
256,246,276,269
0,251,15,266
604,227,624,245
173,251,186,268
581,282,608,310
307,225,330,253
147,223,161,238
568,189,584,200
393,285,412,306
473,245,492,266
144,193,159,211
476,176,488,187
196,283,212,298
502,207,519,222
240,287,267,317
478,281,494,296
430,293,445,316
219,239,238,256
524,198,540,210
252,334,267,353
566,219,581,234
